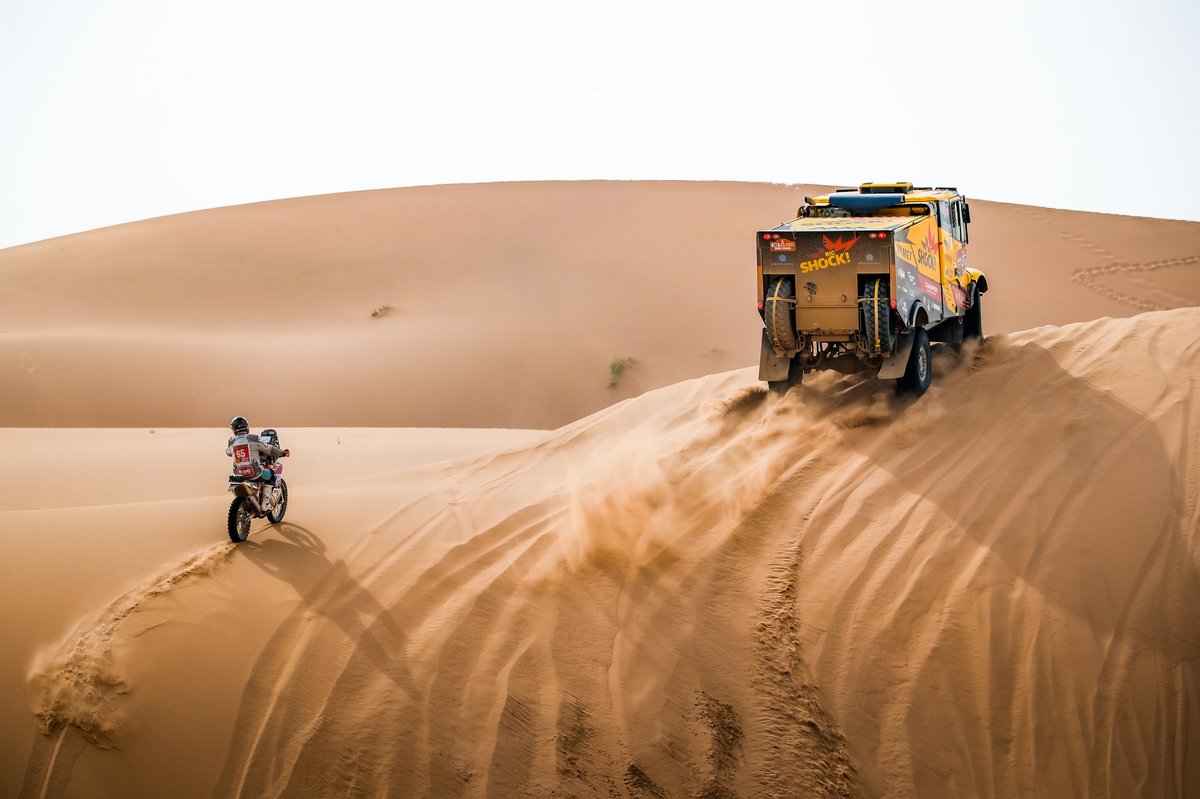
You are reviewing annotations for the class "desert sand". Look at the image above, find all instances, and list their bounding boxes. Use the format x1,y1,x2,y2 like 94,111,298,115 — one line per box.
1,181,1198,798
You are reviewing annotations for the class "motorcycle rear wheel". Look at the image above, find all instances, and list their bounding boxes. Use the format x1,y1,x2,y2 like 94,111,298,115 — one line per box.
228,496,253,543
268,479,288,524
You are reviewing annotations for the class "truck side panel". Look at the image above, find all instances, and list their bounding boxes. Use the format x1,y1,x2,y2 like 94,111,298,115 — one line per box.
893,215,945,326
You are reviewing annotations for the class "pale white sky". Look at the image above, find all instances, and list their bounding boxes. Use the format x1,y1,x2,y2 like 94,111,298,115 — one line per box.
2,0,1197,249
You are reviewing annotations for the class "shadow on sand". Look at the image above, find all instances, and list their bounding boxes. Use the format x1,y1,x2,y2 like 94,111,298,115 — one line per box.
211,522,418,797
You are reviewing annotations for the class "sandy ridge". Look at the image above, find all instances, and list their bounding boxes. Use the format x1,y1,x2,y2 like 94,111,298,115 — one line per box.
4,181,1200,428
12,311,1195,796
3,181,1200,798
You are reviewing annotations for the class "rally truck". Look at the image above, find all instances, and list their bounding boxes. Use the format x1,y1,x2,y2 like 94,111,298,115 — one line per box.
757,182,988,395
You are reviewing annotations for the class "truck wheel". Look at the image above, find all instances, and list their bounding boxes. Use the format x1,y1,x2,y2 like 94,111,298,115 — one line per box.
897,328,932,395
964,287,984,342
767,356,803,394
764,277,798,352
861,278,895,355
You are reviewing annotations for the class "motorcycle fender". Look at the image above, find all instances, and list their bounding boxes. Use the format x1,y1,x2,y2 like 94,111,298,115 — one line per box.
759,330,790,381
878,330,915,380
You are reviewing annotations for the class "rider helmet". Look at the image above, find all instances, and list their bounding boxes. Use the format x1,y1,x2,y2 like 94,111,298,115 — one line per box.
230,416,250,435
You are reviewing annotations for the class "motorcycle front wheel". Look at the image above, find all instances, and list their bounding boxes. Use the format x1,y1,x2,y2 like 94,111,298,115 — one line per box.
268,479,288,524
228,496,253,543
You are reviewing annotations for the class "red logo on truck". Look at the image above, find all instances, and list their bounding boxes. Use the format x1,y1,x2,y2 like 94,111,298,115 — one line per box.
821,235,859,253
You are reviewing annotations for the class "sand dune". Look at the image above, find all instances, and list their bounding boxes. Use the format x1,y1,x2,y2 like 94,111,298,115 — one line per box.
2,182,1199,797
4,308,1198,797
3,182,1199,429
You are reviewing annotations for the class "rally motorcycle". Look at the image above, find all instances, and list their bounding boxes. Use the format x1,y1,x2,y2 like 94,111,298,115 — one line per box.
227,428,290,543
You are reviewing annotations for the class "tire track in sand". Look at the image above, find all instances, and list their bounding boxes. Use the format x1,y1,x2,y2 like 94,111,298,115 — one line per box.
20,542,236,798
1017,205,1200,311
1071,255,1200,312
1087,369,1200,798
752,529,857,797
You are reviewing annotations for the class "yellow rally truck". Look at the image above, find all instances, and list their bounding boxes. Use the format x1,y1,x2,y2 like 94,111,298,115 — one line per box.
758,182,988,395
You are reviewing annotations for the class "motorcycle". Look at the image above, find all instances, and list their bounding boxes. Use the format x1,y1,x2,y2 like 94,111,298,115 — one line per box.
226,428,290,543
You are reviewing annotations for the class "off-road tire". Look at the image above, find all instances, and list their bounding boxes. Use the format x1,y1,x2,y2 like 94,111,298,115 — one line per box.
268,479,288,524
897,328,932,396
228,496,253,543
964,286,984,342
764,277,798,352
767,356,804,394
861,277,896,355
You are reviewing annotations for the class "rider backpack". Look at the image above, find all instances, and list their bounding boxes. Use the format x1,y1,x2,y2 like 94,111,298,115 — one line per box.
232,440,255,477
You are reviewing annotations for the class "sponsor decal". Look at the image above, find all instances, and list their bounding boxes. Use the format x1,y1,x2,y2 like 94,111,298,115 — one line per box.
770,238,796,252
923,228,938,253
916,228,940,273
919,275,941,300
798,235,860,274
799,251,850,274
821,234,859,253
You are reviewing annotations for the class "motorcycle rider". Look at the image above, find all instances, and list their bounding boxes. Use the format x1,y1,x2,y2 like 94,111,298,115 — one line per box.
226,416,289,484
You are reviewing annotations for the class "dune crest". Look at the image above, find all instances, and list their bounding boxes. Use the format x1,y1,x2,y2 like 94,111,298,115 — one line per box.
8,309,1165,797
3,173,1199,797
3,181,1198,429
29,543,234,748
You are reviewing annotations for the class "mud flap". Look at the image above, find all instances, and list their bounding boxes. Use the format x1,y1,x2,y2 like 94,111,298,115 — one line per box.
759,330,790,381
877,330,915,380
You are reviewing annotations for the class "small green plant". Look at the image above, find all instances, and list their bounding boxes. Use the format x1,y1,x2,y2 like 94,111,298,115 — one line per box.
370,304,393,318
608,356,635,388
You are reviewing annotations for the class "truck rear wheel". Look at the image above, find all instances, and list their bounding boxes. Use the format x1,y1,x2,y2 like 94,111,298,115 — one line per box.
897,328,932,395
861,278,895,355
764,277,798,352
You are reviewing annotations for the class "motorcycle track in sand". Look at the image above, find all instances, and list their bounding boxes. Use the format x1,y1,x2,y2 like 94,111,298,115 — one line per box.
20,543,237,799
207,379,866,797
1018,204,1200,312
18,308,1200,797
1071,254,1200,313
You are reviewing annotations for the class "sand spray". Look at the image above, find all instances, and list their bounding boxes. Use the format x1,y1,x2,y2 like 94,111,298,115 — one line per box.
27,542,235,747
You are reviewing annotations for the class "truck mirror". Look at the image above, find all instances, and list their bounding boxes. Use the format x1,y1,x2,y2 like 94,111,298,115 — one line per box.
962,203,971,224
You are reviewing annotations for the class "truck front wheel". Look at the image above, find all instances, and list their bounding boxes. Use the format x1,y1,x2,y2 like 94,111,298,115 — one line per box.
897,328,932,395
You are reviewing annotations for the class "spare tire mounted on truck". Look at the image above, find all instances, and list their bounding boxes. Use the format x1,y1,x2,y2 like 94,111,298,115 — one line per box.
758,182,988,395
